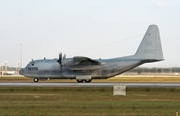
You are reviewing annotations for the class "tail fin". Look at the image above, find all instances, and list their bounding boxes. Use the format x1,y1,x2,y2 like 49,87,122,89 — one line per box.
134,25,164,60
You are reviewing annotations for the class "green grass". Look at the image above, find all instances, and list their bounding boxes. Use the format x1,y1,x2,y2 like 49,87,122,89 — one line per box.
0,87,180,115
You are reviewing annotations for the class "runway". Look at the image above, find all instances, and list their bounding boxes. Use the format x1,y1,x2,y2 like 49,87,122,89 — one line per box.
1,82,180,88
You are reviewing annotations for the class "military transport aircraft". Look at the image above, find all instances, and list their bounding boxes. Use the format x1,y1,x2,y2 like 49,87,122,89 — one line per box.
19,25,164,83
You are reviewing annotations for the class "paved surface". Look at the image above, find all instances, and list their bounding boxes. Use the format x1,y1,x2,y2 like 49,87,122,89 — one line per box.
1,82,180,88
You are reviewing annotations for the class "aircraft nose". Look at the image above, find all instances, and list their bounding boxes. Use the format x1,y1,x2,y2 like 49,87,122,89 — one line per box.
19,68,24,75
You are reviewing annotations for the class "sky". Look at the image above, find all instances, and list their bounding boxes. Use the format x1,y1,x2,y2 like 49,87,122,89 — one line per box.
0,0,180,68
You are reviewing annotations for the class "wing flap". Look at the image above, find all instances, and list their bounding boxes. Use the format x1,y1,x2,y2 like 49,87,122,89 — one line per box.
73,56,101,65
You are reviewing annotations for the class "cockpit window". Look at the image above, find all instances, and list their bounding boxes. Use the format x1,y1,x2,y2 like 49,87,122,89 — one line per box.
26,64,30,67
25,61,34,67
30,61,34,66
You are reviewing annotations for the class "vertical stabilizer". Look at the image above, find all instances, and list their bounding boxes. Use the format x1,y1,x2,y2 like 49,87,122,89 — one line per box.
134,25,163,60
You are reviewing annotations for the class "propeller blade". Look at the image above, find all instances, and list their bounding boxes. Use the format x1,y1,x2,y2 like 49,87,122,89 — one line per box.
57,52,63,72
57,53,62,64
63,54,66,59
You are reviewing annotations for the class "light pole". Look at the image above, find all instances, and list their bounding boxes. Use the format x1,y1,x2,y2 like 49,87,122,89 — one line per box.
16,61,20,74
20,44,22,68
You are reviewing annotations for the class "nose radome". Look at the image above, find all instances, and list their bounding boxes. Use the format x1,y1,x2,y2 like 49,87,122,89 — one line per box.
19,68,24,75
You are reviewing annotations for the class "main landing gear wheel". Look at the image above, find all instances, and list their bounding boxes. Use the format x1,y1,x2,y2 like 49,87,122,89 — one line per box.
77,80,84,83
33,78,39,82
85,79,92,83
76,79,92,83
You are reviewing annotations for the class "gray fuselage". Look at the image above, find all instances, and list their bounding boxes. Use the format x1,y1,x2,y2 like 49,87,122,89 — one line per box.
20,55,145,79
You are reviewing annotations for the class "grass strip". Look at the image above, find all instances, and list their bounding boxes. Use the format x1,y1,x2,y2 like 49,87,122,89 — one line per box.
0,87,180,115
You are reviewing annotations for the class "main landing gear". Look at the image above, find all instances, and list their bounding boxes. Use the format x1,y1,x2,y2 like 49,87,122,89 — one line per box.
76,79,92,83
33,78,39,82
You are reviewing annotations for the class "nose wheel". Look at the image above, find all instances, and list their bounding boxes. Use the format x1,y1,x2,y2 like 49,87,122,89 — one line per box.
33,78,39,82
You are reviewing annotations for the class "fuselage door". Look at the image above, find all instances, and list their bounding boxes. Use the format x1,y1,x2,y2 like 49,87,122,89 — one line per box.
102,69,107,78
38,63,45,78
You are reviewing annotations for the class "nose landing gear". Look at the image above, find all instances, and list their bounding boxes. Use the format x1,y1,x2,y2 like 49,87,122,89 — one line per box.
33,78,39,82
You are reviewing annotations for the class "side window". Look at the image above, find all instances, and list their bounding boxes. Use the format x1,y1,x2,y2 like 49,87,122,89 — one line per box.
26,64,30,68
31,63,34,66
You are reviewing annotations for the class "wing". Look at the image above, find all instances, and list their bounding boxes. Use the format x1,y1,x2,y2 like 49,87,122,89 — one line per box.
68,56,102,70
73,56,101,65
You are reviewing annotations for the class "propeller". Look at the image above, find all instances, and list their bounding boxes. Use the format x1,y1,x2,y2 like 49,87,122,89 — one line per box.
63,54,66,59
57,53,62,72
